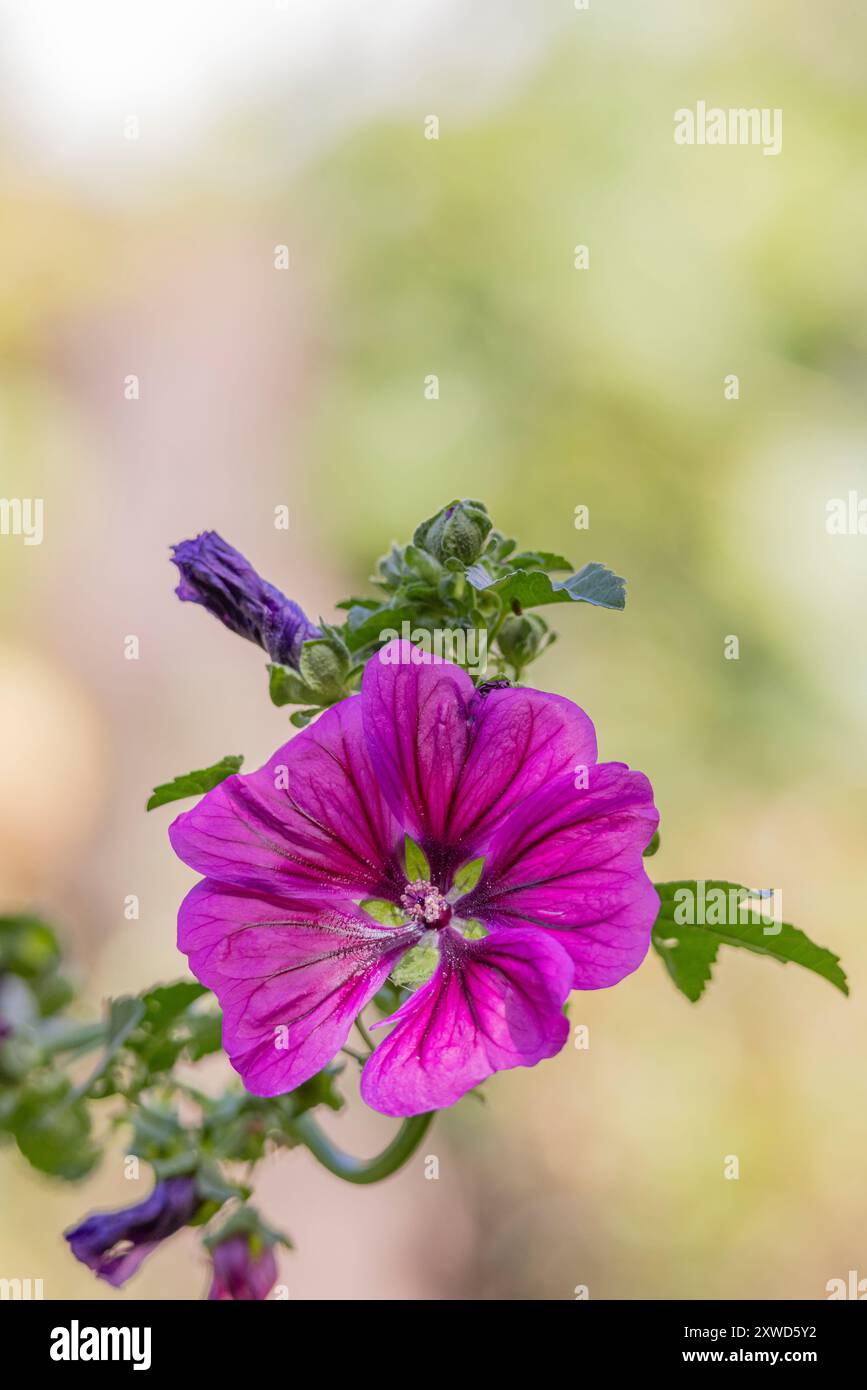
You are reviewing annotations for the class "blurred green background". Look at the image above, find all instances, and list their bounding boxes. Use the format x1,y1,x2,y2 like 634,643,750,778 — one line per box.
1,0,865,1299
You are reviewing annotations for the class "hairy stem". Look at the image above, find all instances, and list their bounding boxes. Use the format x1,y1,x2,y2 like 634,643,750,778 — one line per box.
291,1110,434,1184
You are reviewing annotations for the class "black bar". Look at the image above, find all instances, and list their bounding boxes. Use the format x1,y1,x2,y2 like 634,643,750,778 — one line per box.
2,1298,862,1374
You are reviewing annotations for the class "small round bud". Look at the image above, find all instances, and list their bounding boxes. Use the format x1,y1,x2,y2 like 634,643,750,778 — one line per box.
496,613,549,668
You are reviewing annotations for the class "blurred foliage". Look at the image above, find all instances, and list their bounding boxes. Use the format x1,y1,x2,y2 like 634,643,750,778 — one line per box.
291,33,867,791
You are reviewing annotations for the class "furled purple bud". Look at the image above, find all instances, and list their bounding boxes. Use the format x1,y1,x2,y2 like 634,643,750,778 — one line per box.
171,531,320,669
65,1176,200,1287
207,1233,278,1301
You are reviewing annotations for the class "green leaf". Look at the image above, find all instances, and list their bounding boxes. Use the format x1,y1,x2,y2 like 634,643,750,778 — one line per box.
107,994,145,1042
652,922,720,1003
184,1011,223,1062
652,881,848,1002
404,834,430,881
147,755,243,810
71,995,146,1097
125,981,220,1076
508,551,573,572
453,857,485,894
139,981,207,1032
342,605,416,653
467,561,626,611
129,1103,187,1162
10,1075,99,1179
335,596,382,613
14,1096,98,1179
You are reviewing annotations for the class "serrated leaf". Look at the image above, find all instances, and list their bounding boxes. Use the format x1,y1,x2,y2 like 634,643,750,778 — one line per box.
652,922,720,1002
404,834,430,881
147,755,243,810
467,561,626,611
652,880,848,1001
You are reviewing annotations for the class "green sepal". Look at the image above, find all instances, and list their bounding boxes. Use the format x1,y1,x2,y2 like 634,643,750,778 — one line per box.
391,942,439,990
453,857,485,894
289,707,323,728
203,1203,293,1252
404,834,431,881
360,898,407,926
298,625,351,700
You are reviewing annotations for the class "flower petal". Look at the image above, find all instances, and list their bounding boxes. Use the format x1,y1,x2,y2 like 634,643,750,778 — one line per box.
65,1178,199,1287
362,640,596,869
360,925,572,1116
461,763,659,989
178,880,416,1095
169,696,402,901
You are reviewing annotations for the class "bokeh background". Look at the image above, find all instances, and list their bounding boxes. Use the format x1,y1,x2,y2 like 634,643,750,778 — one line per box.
1,0,866,1300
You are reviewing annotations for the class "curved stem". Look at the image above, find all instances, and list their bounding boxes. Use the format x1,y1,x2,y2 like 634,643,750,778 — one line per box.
291,1110,434,1185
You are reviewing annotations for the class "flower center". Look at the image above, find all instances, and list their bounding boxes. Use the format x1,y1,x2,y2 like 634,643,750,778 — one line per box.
400,880,452,929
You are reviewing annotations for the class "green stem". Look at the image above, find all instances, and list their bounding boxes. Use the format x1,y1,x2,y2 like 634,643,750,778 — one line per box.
291,1110,434,1184
354,1014,375,1054
40,1021,105,1057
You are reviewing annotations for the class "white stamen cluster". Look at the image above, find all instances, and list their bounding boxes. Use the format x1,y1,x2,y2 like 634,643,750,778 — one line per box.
401,880,450,926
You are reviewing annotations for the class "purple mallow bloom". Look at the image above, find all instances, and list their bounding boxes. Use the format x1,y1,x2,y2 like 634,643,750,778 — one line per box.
169,640,659,1116
65,1177,200,1287
208,1234,278,1301
171,531,320,669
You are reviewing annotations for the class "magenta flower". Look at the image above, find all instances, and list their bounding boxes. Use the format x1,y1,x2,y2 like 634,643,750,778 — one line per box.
65,1177,200,1286
207,1234,279,1300
169,641,658,1116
